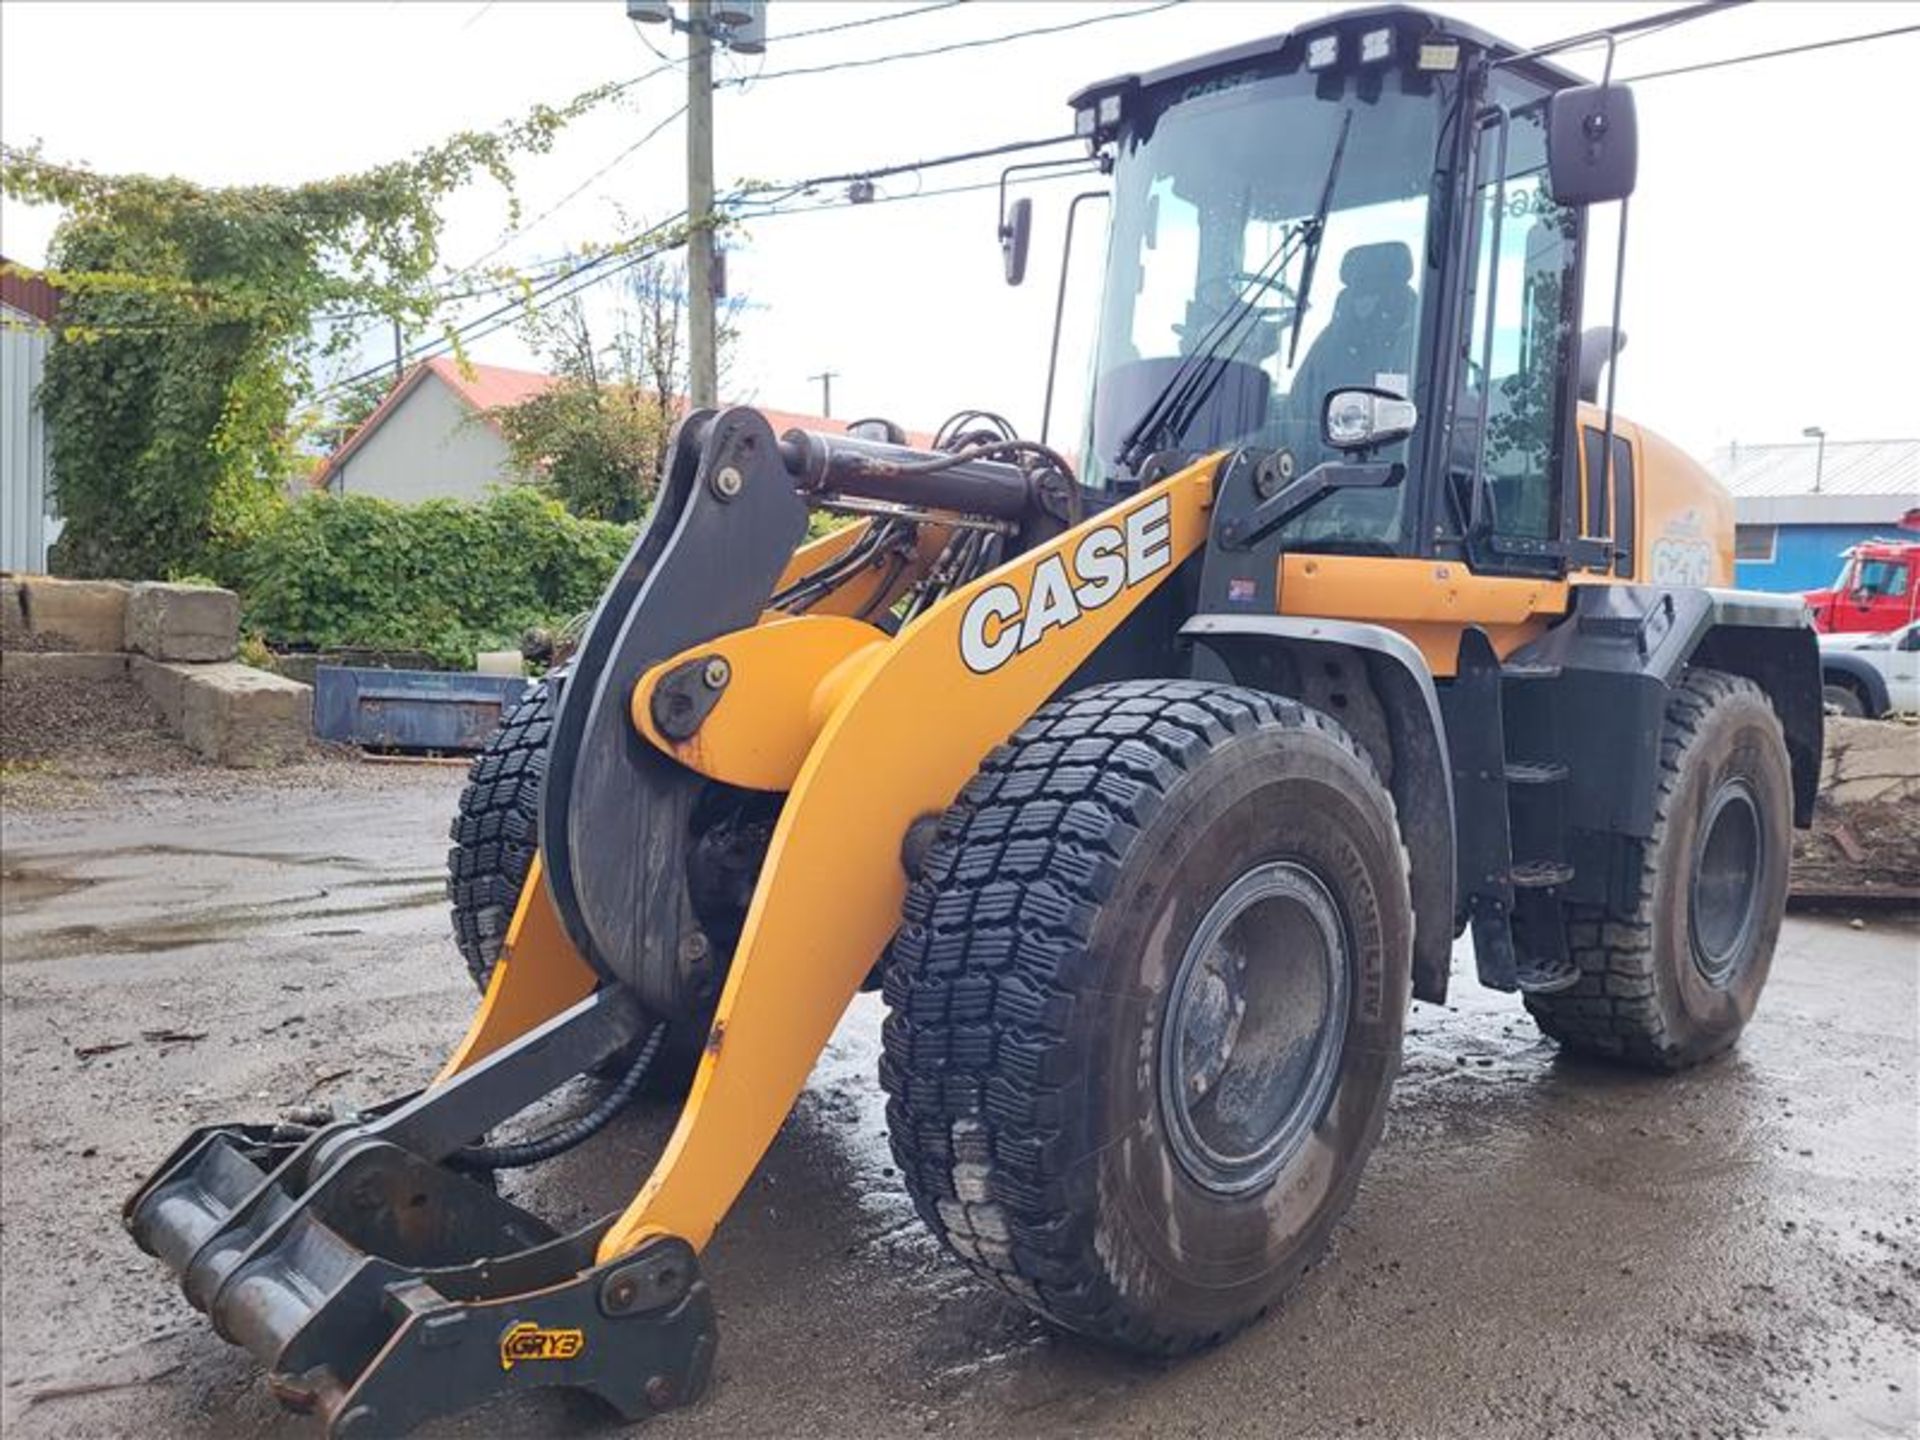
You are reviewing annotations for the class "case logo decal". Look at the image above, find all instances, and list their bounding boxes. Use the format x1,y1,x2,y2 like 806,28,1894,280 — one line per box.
959,494,1174,674
499,1321,585,1370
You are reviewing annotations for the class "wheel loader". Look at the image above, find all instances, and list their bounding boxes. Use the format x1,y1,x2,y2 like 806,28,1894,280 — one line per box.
126,7,1822,1434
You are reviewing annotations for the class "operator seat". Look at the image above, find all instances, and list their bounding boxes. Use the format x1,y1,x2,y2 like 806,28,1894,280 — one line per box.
1288,240,1419,439
1280,240,1419,542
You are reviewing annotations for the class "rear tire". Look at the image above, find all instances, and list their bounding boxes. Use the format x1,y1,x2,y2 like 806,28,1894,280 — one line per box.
881,680,1412,1354
1524,669,1792,1070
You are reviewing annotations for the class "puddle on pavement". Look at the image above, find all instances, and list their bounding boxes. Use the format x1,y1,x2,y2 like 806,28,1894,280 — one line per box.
0,866,102,910
0,843,402,919
1,885,445,963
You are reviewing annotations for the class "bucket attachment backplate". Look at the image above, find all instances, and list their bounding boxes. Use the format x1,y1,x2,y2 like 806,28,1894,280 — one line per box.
123,989,715,1437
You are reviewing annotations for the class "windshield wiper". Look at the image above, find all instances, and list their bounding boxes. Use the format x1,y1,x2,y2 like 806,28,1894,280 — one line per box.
1287,108,1353,368
1116,110,1354,475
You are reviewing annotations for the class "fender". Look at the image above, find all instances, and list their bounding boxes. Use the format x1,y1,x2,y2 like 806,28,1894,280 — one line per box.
1180,614,1455,1006
1515,584,1822,831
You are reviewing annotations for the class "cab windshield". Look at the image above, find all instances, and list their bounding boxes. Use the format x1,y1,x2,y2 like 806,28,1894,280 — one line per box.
1084,66,1447,548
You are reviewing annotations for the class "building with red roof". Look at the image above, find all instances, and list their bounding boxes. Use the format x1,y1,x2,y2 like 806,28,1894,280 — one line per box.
314,357,556,502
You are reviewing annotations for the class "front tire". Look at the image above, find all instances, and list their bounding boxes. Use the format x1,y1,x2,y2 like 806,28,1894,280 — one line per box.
1525,669,1792,1070
446,676,705,1095
881,680,1412,1354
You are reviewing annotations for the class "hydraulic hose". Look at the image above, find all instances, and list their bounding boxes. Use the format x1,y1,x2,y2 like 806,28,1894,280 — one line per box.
451,1021,667,1172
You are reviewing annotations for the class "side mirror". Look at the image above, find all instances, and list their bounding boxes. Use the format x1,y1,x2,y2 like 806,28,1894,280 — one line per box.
1000,197,1032,286
1323,387,1417,454
1547,83,1638,206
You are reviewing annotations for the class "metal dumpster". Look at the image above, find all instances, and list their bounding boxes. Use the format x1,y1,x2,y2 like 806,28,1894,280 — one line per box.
312,665,530,753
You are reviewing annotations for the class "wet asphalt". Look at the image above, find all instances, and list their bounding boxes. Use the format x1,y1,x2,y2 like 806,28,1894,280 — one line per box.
1,765,1914,1439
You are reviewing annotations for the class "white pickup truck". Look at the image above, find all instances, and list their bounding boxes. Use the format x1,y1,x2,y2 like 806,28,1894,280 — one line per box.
1820,622,1920,717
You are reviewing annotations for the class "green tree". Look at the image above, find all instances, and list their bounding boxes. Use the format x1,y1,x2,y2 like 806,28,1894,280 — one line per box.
0,80,626,579
493,256,737,522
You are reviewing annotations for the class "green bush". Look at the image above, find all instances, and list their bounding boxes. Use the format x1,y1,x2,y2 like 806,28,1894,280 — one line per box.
236,487,633,668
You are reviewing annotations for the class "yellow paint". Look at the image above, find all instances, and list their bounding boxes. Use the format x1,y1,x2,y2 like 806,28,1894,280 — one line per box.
1277,553,1569,675
1634,420,1735,586
594,458,1219,1262
434,855,600,1083
497,1322,585,1371
631,616,890,792
1573,405,1734,588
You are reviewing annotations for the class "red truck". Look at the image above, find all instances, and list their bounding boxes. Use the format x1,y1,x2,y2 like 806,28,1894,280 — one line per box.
1806,538,1920,634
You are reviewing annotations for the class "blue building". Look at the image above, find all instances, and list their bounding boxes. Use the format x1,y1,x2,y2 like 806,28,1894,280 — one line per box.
1710,437,1920,593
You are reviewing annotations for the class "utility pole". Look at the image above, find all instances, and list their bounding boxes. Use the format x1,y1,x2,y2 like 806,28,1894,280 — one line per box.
686,0,718,408
629,0,761,406
808,369,839,419
392,319,404,384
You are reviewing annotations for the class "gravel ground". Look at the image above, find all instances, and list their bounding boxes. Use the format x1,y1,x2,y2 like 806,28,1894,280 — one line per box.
1793,717,1920,898
0,667,384,812
0,671,197,781
1,766,1915,1439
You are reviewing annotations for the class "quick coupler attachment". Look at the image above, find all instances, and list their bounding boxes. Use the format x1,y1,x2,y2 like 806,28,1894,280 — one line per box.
122,987,717,1437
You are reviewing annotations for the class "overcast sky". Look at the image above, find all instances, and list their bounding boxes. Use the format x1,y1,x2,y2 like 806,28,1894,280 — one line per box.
4,0,1918,460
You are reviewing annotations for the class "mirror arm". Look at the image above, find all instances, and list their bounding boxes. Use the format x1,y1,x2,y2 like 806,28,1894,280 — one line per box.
1219,460,1404,551
1040,190,1111,445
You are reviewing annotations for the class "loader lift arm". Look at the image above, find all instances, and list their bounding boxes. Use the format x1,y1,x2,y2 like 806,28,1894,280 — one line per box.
125,406,1221,1437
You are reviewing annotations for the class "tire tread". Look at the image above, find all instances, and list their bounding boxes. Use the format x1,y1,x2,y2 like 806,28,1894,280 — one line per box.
1523,668,1777,1070
881,678,1388,1355
447,680,549,988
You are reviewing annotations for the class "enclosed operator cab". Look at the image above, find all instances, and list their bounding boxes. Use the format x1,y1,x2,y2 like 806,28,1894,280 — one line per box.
1058,4,1821,999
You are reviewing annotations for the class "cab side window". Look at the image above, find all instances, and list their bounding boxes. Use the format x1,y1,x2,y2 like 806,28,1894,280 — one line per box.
1459,104,1579,548
1855,560,1909,599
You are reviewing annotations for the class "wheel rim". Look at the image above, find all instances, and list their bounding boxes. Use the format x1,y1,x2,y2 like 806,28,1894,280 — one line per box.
1689,777,1764,987
1159,861,1350,1196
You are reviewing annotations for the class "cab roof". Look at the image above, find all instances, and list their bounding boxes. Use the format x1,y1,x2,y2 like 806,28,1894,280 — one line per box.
1068,4,1584,109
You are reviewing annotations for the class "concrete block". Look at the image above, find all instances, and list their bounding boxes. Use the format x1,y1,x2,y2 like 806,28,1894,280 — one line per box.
0,577,27,647
125,582,240,662
131,655,191,728
174,662,312,768
475,650,526,677
8,577,130,651
0,651,130,681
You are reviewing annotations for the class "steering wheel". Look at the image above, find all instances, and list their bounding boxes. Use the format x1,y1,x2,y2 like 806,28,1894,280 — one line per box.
1196,269,1299,326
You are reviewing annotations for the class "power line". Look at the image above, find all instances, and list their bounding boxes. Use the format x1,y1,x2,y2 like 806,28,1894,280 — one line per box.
320,155,1099,402
740,131,1081,215
317,211,691,400
1500,0,1748,68
724,0,1184,87
737,166,1101,220
608,58,684,100
779,1,967,43
1623,21,1920,82
456,102,688,274
777,132,1078,192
